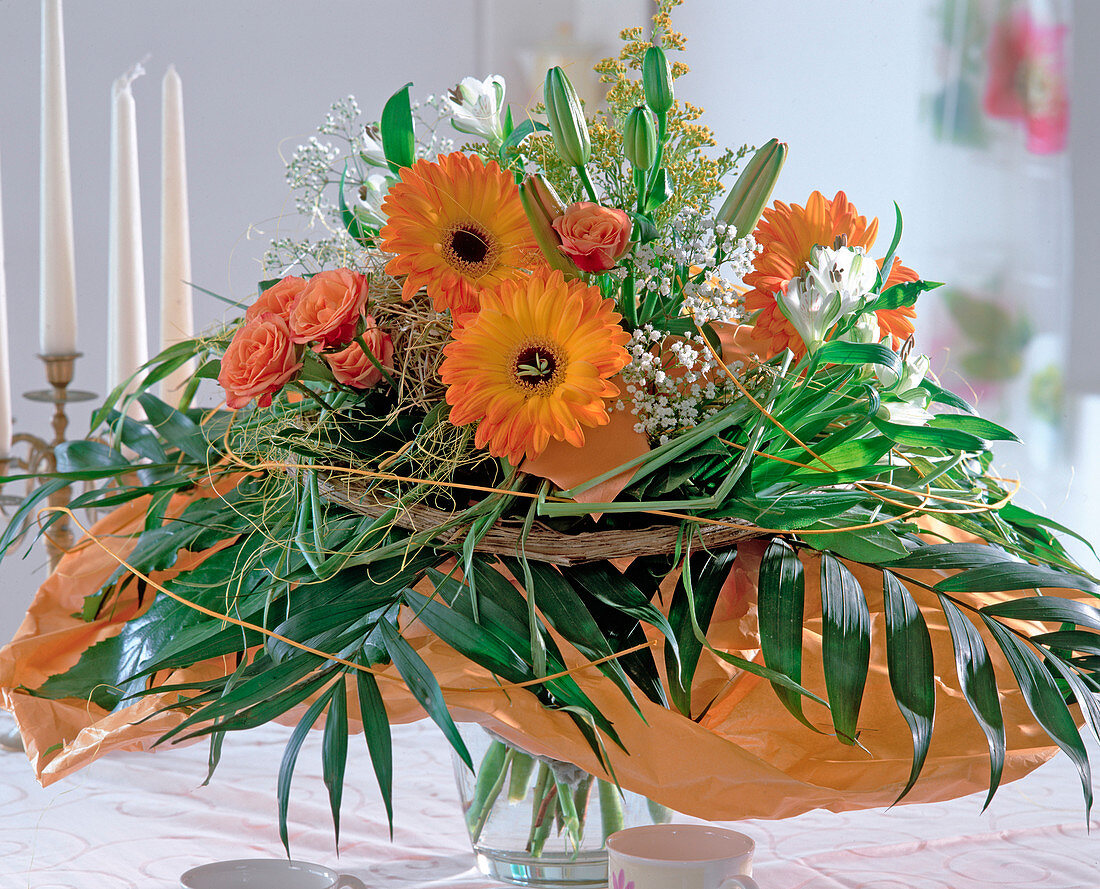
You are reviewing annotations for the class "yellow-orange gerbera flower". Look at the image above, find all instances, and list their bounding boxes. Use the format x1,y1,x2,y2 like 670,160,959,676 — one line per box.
440,269,631,463
743,191,918,359
380,152,538,318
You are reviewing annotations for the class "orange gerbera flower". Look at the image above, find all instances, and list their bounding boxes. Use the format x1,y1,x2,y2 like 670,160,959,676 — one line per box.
440,269,630,463
743,191,918,359
380,152,538,318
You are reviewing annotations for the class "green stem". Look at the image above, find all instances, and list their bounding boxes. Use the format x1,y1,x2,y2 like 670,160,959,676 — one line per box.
289,381,336,413
621,270,638,329
645,112,668,196
508,752,537,803
354,334,398,392
598,779,624,843
527,764,556,856
634,167,647,214
576,164,599,203
468,744,514,844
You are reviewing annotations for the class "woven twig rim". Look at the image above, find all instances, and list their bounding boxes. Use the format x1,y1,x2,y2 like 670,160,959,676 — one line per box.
316,473,758,567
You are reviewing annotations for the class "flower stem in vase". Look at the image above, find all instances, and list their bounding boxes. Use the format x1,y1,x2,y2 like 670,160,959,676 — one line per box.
467,740,512,842
573,775,594,836
554,776,583,853
598,779,624,843
508,751,537,803
527,763,556,855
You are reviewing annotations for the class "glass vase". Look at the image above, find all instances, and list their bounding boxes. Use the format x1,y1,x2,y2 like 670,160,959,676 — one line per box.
453,724,672,889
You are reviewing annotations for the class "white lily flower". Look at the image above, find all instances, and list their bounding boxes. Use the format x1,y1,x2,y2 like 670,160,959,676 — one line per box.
839,310,881,345
356,173,394,226
359,124,388,167
447,75,507,143
777,245,878,353
876,349,930,394
876,398,935,426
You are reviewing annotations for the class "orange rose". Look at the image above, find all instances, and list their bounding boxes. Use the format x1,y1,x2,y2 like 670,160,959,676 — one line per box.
288,268,369,348
244,275,307,323
217,313,303,409
324,317,394,389
552,202,632,273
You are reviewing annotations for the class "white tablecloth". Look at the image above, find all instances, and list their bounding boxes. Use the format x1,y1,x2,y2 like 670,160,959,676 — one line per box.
3,715,1098,888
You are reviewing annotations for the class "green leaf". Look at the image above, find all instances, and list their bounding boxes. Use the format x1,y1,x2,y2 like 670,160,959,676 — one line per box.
355,669,394,837
643,167,673,212
278,682,337,855
819,553,870,745
882,571,935,802
1032,629,1100,656
500,118,548,152
982,597,1100,633
666,548,738,717
815,341,902,377
919,379,975,413
757,539,816,731
506,559,640,713
137,392,215,463
804,523,910,563
871,418,986,452
867,279,942,312
626,211,659,243
935,564,1099,595
937,595,1005,811
376,619,471,770
928,414,1018,443
884,542,1014,571
380,82,415,172
877,202,904,289
321,676,349,845
982,616,1092,818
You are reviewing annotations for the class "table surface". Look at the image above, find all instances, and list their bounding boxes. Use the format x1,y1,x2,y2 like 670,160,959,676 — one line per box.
3,715,1098,889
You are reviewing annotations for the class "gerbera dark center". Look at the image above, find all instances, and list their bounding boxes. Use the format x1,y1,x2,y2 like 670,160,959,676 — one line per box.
512,342,565,394
442,221,499,277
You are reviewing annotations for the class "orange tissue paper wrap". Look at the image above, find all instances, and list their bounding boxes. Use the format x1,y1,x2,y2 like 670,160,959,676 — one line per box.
0,483,1080,822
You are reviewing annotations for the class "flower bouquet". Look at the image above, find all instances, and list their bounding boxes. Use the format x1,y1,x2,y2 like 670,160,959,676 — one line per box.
4,1,1100,880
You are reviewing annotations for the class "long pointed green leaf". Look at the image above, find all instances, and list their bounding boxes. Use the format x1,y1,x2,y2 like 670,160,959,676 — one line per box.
981,596,1100,632
819,553,870,745
380,82,415,172
377,619,471,770
937,595,1005,811
936,564,1099,595
757,539,816,730
882,570,935,802
355,669,394,837
278,683,337,855
322,677,349,846
982,616,1092,819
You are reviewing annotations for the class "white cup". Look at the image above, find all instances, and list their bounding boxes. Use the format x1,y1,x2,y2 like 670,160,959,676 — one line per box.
179,859,365,889
607,825,760,889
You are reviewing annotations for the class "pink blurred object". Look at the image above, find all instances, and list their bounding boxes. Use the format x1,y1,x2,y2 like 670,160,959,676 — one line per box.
982,2,1069,155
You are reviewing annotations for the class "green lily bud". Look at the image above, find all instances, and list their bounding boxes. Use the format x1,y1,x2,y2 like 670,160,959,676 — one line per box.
519,174,577,277
642,46,674,115
622,106,658,171
543,66,590,167
716,138,788,239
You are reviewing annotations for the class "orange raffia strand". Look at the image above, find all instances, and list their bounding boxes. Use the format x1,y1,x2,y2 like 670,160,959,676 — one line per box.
43,506,657,695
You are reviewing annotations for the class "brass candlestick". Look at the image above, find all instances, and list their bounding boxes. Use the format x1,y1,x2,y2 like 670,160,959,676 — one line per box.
2,353,97,570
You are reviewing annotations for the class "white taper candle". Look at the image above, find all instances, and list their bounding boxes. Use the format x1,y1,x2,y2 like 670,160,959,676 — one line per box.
159,65,193,402
39,0,78,357
106,64,149,396
0,145,12,459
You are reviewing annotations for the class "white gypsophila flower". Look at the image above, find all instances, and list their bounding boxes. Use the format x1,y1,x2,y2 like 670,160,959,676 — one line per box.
777,244,878,353
447,75,507,143
358,124,388,166
356,173,394,226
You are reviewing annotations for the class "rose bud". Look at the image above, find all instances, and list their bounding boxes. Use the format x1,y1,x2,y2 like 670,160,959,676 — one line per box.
324,317,394,389
245,275,307,323
552,202,632,273
288,268,369,349
217,312,303,409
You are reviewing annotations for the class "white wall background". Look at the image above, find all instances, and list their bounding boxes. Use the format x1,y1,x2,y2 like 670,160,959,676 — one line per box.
0,0,1095,640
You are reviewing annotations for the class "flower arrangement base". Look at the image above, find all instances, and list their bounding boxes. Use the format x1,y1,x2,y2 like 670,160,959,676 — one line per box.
454,725,671,889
